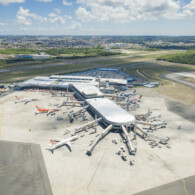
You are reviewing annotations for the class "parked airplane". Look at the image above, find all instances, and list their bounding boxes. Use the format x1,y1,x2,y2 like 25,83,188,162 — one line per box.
135,109,152,121
128,95,142,103
47,136,78,153
15,96,38,104
35,106,59,116
120,90,136,97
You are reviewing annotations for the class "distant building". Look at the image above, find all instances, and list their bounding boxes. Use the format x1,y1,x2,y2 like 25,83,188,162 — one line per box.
17,52,51,60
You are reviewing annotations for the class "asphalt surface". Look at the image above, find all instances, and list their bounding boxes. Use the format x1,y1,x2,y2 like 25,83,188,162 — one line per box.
165,73,195,89
166,99,195,124
0,140,52,195
134,175,195,195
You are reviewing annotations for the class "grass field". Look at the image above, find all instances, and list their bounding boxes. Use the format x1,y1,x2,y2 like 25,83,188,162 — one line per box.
183,77,195,83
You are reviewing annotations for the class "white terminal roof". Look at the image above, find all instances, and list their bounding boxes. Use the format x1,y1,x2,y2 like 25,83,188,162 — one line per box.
50,75,95,81
21,76,98,88
100,78,127,85
86,98,135,126
20,75,127,89
73,84,104,98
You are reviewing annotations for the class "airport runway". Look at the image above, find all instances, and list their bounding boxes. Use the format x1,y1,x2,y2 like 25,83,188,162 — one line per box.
0,56,150,73
134,175,195,195
0,140,52,195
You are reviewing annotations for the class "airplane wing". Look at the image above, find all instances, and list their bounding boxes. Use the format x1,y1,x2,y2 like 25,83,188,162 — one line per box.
24,100,30,105
65,141,72,152
47,110,52,116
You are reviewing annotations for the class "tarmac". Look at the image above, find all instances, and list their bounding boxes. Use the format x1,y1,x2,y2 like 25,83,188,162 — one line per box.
0,88,195,195
134,175,195,195
166,98,195,123
0,140,52,195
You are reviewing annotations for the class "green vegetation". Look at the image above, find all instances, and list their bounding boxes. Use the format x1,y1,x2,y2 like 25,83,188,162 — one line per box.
157,50,195,65
46,48,118,57
0,47,118,58
0,48,40,55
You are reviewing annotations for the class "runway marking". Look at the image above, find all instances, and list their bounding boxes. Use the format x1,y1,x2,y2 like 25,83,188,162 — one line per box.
0,104,4,139
182,179,189,195
71,150,107,195
87,150,107,193
136,69,147,79
70,185,88,195
0,154,42,176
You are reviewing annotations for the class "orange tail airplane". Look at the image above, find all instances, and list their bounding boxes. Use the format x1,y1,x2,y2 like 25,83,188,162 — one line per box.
130,95,142,102
35,106,59,116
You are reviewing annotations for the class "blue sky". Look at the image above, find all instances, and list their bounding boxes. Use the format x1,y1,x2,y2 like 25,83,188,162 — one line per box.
0,0,195,35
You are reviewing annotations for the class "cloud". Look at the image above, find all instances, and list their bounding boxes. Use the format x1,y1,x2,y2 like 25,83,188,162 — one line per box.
0,0,24,5
68,22,82,30
0,22,7,26
54,8,61,14
184,0,195,10
62,0,72,6
48,13,65,23
17,7,47,25
48,13,72,24
35,0,52,2
76,0,194,22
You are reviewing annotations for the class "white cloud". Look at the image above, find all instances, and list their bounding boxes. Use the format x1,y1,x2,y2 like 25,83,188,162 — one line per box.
48,13,72,24
0,22,7,26
68,22,82,30
76,0,194,22
184,0,195,10
62,0,72,6
49,13,65,23
0,0,24,5
54,8,61,14
35,0,52,2
17,7,47,25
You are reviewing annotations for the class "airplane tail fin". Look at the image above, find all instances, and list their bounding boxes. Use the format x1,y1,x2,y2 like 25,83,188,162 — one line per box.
15,96,20,100
50,139,56,145
35,106,40,111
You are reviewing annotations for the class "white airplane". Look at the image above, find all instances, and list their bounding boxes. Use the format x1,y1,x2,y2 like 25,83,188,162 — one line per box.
15,96,38,104
120,90,136,97
47,136,78,153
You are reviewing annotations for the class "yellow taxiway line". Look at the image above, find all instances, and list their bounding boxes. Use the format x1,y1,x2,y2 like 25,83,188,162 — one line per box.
0,104,3,139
